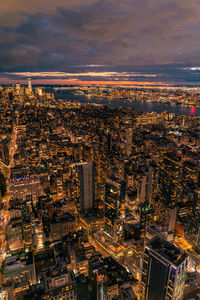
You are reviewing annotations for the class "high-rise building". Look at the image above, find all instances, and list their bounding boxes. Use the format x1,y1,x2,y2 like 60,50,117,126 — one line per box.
22,219,32,248
77,162,95,215
187,188,200,246
140,203,154,238
141,237,188,300
107,132,112,154
88,252,107,300
33,219,44,250
36,87,43,96
138,172,148,204
15,83,21,95
134,164,155,206
104,176,125,242
27,78,32,94
126,127,132,156
158,151,182,208
156,151,182,239
8,91,14,105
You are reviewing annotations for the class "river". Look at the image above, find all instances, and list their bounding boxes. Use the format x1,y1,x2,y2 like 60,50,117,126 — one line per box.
53,90,200,117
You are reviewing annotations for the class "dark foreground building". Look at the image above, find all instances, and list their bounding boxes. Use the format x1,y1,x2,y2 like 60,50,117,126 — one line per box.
141,237,188,300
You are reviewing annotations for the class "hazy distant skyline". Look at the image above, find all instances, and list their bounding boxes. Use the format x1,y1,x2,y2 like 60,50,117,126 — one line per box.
1,0,200,85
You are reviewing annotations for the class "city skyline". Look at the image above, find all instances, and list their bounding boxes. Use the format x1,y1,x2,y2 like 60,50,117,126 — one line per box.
0,74,199,299
0,1,200,299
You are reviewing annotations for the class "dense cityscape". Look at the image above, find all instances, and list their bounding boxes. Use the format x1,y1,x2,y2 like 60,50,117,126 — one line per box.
75,86,200,107
0,79,199,299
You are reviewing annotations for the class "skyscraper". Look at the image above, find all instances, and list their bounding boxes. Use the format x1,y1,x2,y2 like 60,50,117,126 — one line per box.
15,83,21,95
159,151,182,208
126,127,132,156
88,252,107,300
77,162,95,215
27,78,32,94
141,237,188,300
104,176,125,242
156,151,182,240
140,203,154,238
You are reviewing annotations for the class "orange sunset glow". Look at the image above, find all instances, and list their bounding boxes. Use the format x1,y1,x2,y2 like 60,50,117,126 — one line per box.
0,77,169,86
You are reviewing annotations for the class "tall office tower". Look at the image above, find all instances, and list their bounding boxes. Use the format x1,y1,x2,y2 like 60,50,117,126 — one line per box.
36,87,43,96
107,132,112,154
33,220,44,250
117,160,125,181
141,237,188,300
15,83,21,95
77,162,95,215
148,160,159,204
156,151,182,240
22,215,33,248
126,127,132,156
8,91,14,105
88,252,108,300
135,166,153,205
140,203,154,238
27,77,32,94
138,172,148,204
146,163,155,204
104,176,125,242
187,189,200,246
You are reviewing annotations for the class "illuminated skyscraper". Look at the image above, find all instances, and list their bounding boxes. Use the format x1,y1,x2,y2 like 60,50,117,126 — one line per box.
140,203,154,238
104,176,125,242
141,237,188,300
27,78,32,94
15,83,21,95
36,87,43,96
107,132,112,154
77,162,95,215
33,220,44,250
89,252,107,300
156,151,182,240
126,127,132,156
159,151,182,208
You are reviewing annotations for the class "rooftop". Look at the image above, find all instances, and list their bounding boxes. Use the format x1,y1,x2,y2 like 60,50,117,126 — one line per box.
147,237,187,267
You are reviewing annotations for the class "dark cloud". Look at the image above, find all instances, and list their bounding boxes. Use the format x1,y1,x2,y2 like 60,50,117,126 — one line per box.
0,0,200,83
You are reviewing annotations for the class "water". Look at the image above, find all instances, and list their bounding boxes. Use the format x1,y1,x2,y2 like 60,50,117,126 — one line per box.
54,90,200,117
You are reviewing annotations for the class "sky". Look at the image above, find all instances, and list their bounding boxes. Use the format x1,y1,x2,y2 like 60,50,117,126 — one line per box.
1,0,200,85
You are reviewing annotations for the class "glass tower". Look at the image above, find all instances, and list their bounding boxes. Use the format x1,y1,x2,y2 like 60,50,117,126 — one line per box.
104,176,125,242
141,237,188,300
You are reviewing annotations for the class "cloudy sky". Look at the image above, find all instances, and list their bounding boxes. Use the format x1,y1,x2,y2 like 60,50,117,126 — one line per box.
1,0,200,85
